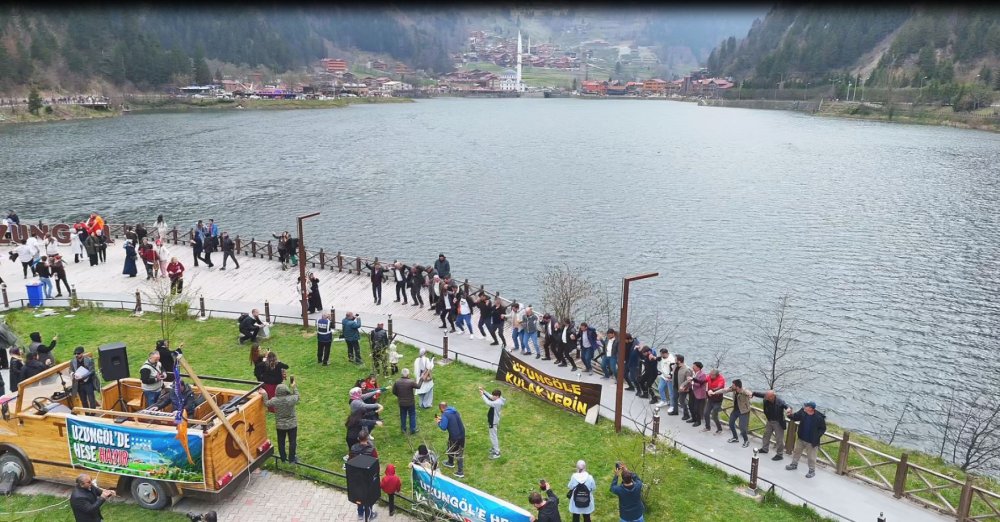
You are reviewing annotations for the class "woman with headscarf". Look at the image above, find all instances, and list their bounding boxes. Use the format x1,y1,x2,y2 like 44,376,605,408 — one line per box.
308,272,322,313
567,460,597,522
122,240,138,277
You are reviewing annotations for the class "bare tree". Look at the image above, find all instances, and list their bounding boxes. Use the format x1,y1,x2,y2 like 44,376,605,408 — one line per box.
710,344,734,373
937,390,1000,472
752,293,806,391
538,263,594,322
142,273,200,345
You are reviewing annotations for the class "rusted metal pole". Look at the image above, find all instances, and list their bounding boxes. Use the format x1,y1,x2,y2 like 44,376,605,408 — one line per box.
330,307,336,328
297,212,320,328
264,300,271,323
652,408,660,439
388,314,393,339
134,290,142,313
615,272,658,434
199,296,206,318
442,331,449,360
749,448,760,492
1,283,8,308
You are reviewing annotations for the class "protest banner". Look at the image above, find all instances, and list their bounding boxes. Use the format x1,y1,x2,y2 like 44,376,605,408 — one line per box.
411,464,532,522
495,350,602,417
67,415,205,484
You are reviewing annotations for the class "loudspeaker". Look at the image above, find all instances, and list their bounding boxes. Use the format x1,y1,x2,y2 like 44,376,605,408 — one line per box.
98,342,130,381
346,454,380,505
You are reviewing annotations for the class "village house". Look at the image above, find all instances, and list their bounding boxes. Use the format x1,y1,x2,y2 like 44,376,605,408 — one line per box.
320,58,348,73
642,79,667,94
580,80,607,95
368,60,388,71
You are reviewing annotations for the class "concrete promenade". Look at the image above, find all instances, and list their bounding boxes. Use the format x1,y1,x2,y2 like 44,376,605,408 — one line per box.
0,239,948,522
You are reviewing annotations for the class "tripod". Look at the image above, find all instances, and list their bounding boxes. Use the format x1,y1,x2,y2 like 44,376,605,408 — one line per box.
111,379,129,412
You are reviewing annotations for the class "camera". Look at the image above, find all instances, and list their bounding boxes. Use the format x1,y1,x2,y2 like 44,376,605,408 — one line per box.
186,512,217,522
615,461,623,470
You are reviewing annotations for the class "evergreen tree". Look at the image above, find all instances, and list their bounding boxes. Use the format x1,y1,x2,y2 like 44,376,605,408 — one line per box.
27,86,42,115
194,57,212,85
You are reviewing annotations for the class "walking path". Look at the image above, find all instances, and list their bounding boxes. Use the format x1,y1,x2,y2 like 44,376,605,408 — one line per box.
14,467,416,521
0,241,947,522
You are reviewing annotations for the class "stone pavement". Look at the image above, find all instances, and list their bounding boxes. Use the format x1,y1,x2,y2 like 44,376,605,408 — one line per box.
0,238,949,522
13,467,416,521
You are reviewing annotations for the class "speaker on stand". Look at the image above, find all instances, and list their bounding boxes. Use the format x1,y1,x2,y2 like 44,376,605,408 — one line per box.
346,454,380,507
98,342,130,412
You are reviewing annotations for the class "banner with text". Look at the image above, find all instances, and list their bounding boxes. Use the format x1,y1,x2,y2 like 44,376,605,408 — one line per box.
495,350,602,417
67,416,205,484
411,464,532,522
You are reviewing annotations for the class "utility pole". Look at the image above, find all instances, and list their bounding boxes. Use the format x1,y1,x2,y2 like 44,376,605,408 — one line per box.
296,212,320,328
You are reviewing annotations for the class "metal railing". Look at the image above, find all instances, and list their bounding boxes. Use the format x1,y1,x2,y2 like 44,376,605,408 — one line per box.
716,397,1000,521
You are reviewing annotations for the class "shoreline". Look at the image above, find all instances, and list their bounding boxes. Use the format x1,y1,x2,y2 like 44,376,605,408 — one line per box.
0,96,413,125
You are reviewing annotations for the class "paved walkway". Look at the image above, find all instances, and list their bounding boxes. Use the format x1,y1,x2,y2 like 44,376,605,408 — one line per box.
14,467,415,521
0,240,948,522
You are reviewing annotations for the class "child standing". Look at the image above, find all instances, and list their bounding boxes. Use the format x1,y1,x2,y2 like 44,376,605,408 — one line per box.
380,463,402,516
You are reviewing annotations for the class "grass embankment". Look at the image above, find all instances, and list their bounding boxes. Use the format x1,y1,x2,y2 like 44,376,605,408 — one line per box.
128,96,412,113
0,105,119,125
815,100,1000,132
1,493,186,521
3,309,827,521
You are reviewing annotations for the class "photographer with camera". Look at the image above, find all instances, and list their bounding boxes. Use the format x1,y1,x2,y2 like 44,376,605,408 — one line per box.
610,462,644,522
528,479,561,522
342,311,362,364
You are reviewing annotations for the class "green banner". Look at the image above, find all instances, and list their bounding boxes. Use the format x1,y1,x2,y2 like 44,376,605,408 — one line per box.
67,416,205,484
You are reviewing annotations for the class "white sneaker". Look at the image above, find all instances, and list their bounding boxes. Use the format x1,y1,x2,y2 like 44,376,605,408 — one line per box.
470,334,475,340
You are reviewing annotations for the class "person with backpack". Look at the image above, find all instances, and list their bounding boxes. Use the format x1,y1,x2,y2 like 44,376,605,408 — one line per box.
316,312,333,365
567,460,596,522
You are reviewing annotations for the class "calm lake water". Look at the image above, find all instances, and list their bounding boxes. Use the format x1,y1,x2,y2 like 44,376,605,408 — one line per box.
2,98,999,452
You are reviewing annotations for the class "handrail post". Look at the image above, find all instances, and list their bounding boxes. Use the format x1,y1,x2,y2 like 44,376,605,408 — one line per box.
892,452,908,498
785,420,797,454
442,331,449,360
199,296,206,318
171,227,178,245
652,407,660,440
1,283,7,308
267,241,273,260
836,431,851,475
355,257,361,274
264,300,271,323
134,290,142,314
235,236,241,255
319,248,325,270
337,251,343,272
388,314,393,339
251,238,257,258
957,474,974,521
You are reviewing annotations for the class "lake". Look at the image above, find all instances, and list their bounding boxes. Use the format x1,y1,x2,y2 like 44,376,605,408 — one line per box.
2,98,998,453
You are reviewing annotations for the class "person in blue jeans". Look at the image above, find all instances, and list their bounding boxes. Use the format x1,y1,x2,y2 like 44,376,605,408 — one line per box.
576,322,600,374
521,306,541,357
656,348,675,407
36,256,54,298
600,329,618,379
610,464,644,522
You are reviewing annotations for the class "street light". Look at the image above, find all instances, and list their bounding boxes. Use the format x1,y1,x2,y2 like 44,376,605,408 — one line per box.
296,211,321,328
919,76,929,104
614,271,659,433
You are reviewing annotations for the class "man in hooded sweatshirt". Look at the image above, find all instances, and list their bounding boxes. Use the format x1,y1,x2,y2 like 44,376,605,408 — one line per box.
380,464,402,516
435,402,466,478
262,379,300,463
478,387,506,459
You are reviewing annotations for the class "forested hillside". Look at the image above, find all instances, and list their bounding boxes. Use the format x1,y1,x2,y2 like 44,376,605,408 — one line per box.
0,7,461,93
707,6,1000,102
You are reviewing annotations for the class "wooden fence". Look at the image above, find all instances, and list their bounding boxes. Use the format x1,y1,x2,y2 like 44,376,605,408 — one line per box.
719,397,1000,521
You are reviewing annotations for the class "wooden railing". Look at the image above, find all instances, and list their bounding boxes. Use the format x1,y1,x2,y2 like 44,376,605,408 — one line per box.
719,396,1000,520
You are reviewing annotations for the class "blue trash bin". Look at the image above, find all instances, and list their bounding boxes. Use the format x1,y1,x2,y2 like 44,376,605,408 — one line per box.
26,282,44,307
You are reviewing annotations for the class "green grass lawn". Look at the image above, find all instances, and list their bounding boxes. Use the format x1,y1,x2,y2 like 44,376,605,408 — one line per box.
0,493,186,521
3,310,828,521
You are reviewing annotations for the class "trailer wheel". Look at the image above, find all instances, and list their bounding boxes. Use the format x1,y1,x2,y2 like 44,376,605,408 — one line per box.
0,452,33,486
130,478,171,510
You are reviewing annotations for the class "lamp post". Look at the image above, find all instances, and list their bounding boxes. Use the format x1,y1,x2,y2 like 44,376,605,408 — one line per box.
296,211,321,328
919,76,929,105
614,271,659,433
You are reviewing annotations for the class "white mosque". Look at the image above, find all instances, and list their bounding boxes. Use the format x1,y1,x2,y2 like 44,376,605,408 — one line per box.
498,31,526,92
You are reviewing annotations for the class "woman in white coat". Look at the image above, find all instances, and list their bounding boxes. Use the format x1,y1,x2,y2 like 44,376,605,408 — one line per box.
567,460,596,522
70,228,86,264
413,348,435,409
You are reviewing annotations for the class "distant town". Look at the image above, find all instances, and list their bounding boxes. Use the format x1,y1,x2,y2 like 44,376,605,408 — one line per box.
176,29,735,101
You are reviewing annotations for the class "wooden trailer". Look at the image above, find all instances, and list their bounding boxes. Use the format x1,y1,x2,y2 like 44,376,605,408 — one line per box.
0,352,273,509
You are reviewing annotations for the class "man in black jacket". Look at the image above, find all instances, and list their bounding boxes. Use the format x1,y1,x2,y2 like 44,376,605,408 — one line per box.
785,401,827,479
239,309,264,344
528,480,561,522
433,253,451,279
8,347,24,394
28,331,58,365
70,346,100,410
220,232,239,270
70,473,115,521
365,261,385,305
555,319,577,370
752,389,789,460
20,352,47,382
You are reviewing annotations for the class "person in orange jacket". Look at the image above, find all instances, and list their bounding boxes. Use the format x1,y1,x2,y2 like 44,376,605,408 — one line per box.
380,463,402,516
85,212,105,236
